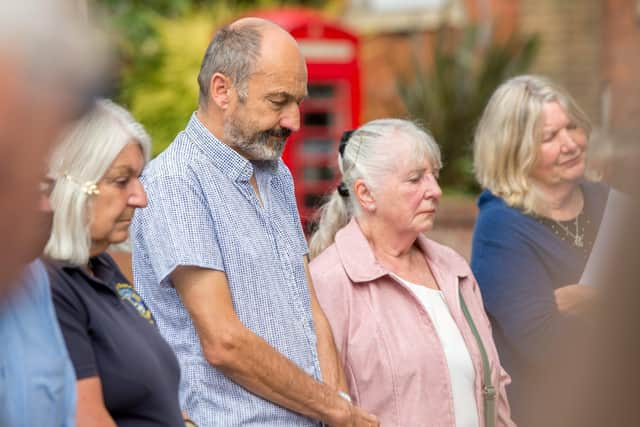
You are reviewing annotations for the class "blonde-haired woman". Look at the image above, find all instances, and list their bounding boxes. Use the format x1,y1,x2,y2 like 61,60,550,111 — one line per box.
44,100,188,426
471,75,609,425
310,119,513,427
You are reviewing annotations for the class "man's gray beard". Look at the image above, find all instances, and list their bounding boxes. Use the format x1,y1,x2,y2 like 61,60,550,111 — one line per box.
224,120,286,161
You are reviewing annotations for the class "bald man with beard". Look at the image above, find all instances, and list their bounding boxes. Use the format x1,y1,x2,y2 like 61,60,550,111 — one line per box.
132,18,379,427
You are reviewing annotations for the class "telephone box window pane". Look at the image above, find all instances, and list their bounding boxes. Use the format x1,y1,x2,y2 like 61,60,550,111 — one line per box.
303,138,334,154
303,112,332,127
308,84,335,99
304,193,327,209
303,166,335,181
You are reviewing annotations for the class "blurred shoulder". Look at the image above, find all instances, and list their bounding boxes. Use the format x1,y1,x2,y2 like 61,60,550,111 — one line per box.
583,180,609,207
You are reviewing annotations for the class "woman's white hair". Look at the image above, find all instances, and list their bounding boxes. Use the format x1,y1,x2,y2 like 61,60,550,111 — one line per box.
309,118,441,258
44,99,151,265
473,74,592,214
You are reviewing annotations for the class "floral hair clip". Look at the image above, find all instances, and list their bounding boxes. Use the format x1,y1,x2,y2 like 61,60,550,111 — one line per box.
62,172,101,196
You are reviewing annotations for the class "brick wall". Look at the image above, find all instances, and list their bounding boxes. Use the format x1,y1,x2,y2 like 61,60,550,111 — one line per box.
604,0,640,145
359,31,436,121
349,0,637,147
347,0,519,121
519,0,604,125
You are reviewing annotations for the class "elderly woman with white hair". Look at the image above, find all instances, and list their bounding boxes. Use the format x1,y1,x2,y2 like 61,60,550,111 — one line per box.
44,100,187,427
309,119,513,427
470,75,609,425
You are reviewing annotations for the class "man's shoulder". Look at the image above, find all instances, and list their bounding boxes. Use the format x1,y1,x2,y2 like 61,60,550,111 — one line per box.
144,132,197,177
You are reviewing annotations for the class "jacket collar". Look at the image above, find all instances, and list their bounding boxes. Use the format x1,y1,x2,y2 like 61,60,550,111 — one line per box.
334,218,471,284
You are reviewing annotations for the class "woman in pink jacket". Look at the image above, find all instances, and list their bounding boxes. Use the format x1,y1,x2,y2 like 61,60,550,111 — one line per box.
309,119,514,427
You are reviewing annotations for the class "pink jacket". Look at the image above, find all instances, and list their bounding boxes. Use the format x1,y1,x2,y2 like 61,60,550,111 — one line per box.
310,219,514,427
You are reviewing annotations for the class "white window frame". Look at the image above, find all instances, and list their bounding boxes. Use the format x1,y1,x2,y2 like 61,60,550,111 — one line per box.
344,0,466,33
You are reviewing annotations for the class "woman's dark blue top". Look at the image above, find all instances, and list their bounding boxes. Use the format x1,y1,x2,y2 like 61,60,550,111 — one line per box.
470,181,608,425
47,253,184,427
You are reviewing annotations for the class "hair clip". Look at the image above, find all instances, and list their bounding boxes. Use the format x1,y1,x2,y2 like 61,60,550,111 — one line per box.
338,129,355,157
62,172,101,196
337,182,349,197
83,182,100,196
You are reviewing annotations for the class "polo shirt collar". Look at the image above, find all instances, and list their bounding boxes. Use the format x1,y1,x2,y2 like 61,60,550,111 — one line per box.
57,254,118,294
334,217,471,284
184,112,279,183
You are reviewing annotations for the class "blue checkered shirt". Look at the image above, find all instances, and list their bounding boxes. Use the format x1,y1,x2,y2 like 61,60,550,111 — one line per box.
131,113,323,426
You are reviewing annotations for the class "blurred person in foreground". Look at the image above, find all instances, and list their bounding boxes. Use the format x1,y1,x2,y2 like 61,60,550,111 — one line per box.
553,157,640,427
0,0,107,294
470,75,608,425
132,17,377,427
44,100,186,426
309,119,514,427
0,1,108,425
0,175,77,427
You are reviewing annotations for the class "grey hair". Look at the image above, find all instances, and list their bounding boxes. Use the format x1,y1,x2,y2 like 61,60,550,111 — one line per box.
309,118,442,258
473,74,591,214
45,99,151,266
0,0,110,103
197,23,263,106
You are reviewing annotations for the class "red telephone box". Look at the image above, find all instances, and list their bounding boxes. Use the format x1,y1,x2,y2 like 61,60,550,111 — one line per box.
248,8,361,231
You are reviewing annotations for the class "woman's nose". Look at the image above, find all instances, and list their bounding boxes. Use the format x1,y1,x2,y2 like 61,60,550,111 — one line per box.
425,176,442,199
560,129,579,152
128,179,148,208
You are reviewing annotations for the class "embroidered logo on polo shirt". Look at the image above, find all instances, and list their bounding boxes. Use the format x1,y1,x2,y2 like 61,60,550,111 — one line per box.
115,283,155,325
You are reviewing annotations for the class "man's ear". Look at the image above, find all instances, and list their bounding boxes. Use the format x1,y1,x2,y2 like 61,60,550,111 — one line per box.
353,178,376,212
209,72,233,110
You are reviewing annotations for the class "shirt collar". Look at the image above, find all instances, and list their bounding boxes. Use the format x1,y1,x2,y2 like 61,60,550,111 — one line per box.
184,112,279,183
56,254,118,294
334,217,471,284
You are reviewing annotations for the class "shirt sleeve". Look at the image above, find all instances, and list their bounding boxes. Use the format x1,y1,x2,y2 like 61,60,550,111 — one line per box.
470,208,580,367
133,174,224,286
48,267,98,380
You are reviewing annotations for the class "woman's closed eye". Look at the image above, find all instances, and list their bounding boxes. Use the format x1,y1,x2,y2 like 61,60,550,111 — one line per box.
108,176,131,187
543,130,557,142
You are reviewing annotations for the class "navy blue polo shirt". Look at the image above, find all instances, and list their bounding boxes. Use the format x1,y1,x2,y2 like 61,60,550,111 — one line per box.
46,253,184,427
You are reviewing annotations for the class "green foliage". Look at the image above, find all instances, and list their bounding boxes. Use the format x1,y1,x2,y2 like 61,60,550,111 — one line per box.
397,26,539,193
126,12,215,156
94,0,337,155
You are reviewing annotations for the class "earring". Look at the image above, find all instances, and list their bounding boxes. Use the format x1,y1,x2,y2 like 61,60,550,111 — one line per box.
369,204,376,211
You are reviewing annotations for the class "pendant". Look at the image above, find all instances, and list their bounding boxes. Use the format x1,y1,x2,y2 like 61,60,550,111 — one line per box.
574,234,584,248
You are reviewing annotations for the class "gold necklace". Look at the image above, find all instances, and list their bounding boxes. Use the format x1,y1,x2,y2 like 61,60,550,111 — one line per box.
552,215,584,247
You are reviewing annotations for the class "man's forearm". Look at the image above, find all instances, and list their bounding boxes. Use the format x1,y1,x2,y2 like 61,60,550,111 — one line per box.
203,324,348,425
313,309,349,392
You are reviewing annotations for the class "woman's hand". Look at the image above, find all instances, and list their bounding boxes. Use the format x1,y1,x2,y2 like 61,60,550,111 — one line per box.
554,284,597,316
